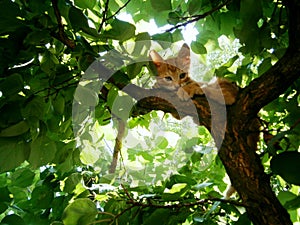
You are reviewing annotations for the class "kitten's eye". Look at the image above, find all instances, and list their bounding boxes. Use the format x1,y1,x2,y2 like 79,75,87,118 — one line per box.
164,76,172,81
179,73,186,79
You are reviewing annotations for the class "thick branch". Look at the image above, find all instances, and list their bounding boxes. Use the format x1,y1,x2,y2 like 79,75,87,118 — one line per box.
98,0,110,33
240,0,300,116
214,3,300,224
51,0,76,49
240,49,300,116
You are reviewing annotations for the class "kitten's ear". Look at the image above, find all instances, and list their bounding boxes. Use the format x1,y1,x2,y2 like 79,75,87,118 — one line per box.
178,44,190,69
149,50,164,67
178,43,190,60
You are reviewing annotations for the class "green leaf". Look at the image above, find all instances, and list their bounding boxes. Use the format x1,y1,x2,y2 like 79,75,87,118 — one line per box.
0,0,23,34
167,183,187,193
40,50,59,74
223,55,239,68
74,0,95,9
150,0,172,12
52,94,65,115
0,121,29,137
215,66,231,77
193,182,213,190
156,136,168,149
132,33,151,56
258,57,272,75
62,198,97,225
74,85,99,106
7,186,27,203
11,168,35,188
171,29,184,42
191,41,207,54
0,73,23,96
234,213,251,225
126,62,144,79
29,136,57,168
220,12,238,35
31,185,54,209
110,95,134,121
143,208,170,225
270,151,300,185
168,11,181,25
103,19,136,41
24,30,51,45
63,173,82,193
240,0,262,23
68,6,89,31
80,145,100,165
140,151,153,161
277,191,297,205
167,174,197,188
1,214,26,225
0,202,8,214
0,139,29,173
284,196,300,211
188,0,203,15
234,25,261,55
0,187,11,202
22,96,47,120
107,88,119,109
152,33,173,44
27,0,49,15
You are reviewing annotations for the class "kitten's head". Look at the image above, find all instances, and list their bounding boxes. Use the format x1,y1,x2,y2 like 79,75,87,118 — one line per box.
150,44,190,90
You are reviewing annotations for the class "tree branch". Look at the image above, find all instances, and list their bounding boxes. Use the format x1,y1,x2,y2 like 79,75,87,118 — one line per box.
218,3,299,223
125,197,247,209
106,0,132,20
109,118,125,173
98,0,110,33
166,0,232,32
51,0,76,49
238,50,300,118
237,0,300,117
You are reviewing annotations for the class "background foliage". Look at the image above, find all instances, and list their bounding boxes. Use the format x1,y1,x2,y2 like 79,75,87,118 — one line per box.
0,0,299,224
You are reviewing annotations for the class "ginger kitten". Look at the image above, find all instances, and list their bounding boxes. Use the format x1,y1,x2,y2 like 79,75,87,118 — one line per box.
150,44,238,105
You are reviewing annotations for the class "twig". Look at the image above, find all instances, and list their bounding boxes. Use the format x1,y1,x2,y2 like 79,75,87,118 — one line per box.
109,118,126,173
166,0,232,32
121,184,134,201
98,0,110,33
124,197,247,209
34,74,81,96
51,0,76,49
114,204,136,220
290,118,300,130
88,218,113,224
106,0,132,20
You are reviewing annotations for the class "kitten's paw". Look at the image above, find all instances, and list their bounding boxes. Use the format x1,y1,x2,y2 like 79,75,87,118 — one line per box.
177,88,190,101
177,87,204,101
192,88,204,96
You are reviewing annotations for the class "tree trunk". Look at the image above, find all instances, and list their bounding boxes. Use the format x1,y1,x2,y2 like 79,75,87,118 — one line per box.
218,115,292,225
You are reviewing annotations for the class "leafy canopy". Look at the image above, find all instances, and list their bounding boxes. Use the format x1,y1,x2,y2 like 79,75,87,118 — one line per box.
0,0,299,225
